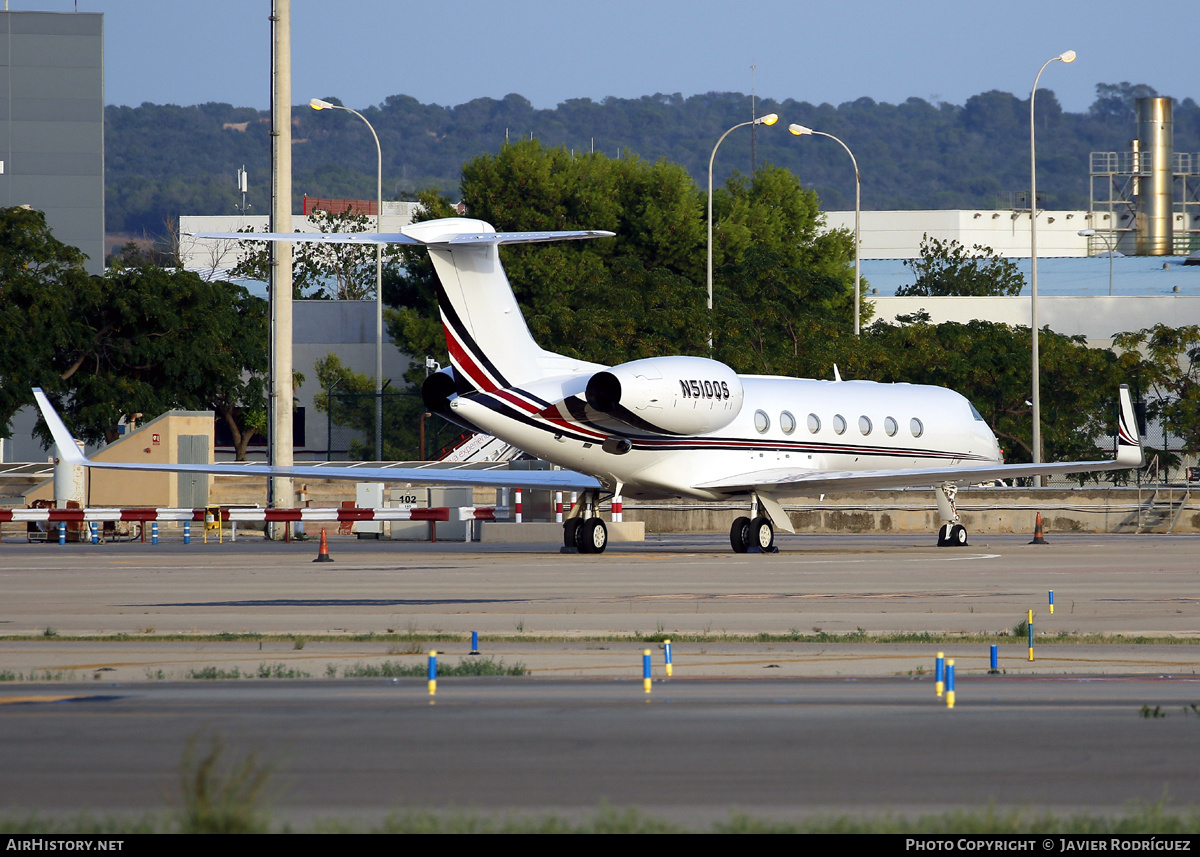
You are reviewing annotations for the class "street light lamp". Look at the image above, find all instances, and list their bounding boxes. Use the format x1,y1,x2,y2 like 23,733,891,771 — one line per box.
310,97,385,461
1029,50,1075,485
707,113,778,353
790,124,861,336
1078,228,1115,296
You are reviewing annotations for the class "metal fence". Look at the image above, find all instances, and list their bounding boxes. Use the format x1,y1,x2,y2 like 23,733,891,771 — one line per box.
323,390,462,461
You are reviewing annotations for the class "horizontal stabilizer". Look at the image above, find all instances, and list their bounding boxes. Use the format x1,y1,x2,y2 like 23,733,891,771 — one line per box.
188,225,614,248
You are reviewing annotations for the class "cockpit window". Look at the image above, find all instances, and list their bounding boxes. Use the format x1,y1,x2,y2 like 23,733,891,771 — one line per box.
968,401,986,421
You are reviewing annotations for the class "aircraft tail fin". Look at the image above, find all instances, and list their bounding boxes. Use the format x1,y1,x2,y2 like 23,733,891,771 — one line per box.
192,218,613,393
406,219,611,392
32,388,88,465
1115,383,1144,468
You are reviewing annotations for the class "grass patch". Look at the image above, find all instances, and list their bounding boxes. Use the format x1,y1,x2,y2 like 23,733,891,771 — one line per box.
185,664,310,680
341,656,528,678
0,669,76,681
178,732,271,834
186,666,245,680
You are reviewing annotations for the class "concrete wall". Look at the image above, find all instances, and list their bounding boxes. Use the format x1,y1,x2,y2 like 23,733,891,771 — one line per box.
623,489,1197,535
823,209,1094,259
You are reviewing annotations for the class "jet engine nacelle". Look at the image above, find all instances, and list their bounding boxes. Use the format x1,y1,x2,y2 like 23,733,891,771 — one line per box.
585,356,744,436
421,367,483,434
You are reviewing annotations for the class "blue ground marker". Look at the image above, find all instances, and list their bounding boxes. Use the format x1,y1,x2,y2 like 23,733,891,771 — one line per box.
151,521,158,545
935,651,945,697
428,650,438,696
990,644,999,673
470,631,479,655
664,639,673,677
643,649,652,694
946,659,956,709
183,521,191,544
1049,590,1055,615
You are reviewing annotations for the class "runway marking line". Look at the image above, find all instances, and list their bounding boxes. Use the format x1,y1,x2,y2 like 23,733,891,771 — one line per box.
0,694,87,705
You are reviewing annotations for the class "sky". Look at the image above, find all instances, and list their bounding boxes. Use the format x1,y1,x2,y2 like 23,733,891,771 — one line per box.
6,0,1194,113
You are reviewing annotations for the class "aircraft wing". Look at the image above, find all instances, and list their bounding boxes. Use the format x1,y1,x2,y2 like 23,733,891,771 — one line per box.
692,456,1129,495
31,389,600,493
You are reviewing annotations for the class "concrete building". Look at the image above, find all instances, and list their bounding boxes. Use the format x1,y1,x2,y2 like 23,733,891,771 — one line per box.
0,10,104,274
823,209,1095,259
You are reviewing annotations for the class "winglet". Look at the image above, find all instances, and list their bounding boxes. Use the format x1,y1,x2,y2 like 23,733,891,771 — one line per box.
32,388,87,465
1115,384,1144,468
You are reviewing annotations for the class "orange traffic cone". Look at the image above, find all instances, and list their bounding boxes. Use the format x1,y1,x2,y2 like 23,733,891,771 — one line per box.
1029,512,1048,545
313,527,334,562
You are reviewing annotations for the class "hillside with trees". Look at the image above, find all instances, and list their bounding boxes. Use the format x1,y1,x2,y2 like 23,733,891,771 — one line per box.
106,83,1199,237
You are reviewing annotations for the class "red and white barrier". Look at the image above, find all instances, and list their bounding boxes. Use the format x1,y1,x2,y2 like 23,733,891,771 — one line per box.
0,505,505,525
555,491,563,523
514,489,523,524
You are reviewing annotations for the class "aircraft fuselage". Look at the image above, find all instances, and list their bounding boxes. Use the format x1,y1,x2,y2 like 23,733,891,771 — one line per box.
451,373,1003,500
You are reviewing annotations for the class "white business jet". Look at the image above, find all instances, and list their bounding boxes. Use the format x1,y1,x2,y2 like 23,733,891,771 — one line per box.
34,217,1143,554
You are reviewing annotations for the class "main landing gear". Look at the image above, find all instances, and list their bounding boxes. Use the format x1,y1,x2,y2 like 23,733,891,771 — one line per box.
562,491,609,554
730,494,779,554
729,516,775,553
563,516,608,554
937,522,969,547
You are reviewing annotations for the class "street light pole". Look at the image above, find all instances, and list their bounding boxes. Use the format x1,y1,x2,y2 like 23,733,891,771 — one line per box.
1078,229,1115,296
310,97,384,461
1029,50,1075,485
789,124,861,336
707,113,778,353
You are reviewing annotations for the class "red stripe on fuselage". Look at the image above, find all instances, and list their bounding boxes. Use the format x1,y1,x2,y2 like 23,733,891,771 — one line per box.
443,322,498,393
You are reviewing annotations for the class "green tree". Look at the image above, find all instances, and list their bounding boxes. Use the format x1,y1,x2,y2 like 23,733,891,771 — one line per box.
0,207,93,436
47,267,272,449
0,207,272,455
898,234,1025,297
1113,324,1200,464
386,143,858,377
859,315,1120,467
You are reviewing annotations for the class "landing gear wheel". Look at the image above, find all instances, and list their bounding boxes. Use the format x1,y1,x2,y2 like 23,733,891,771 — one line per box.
749,516,774,552
563,519,581,550
730,516,751,553
575,517,608,554
937,523,968,547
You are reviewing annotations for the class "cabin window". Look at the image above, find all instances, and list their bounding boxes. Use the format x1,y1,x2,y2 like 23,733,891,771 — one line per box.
910,417,924,438
807,413,821,433
780,411,796,434
754,409,770,433
833,414,847,435
884,416,898,437
858,416,872,435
